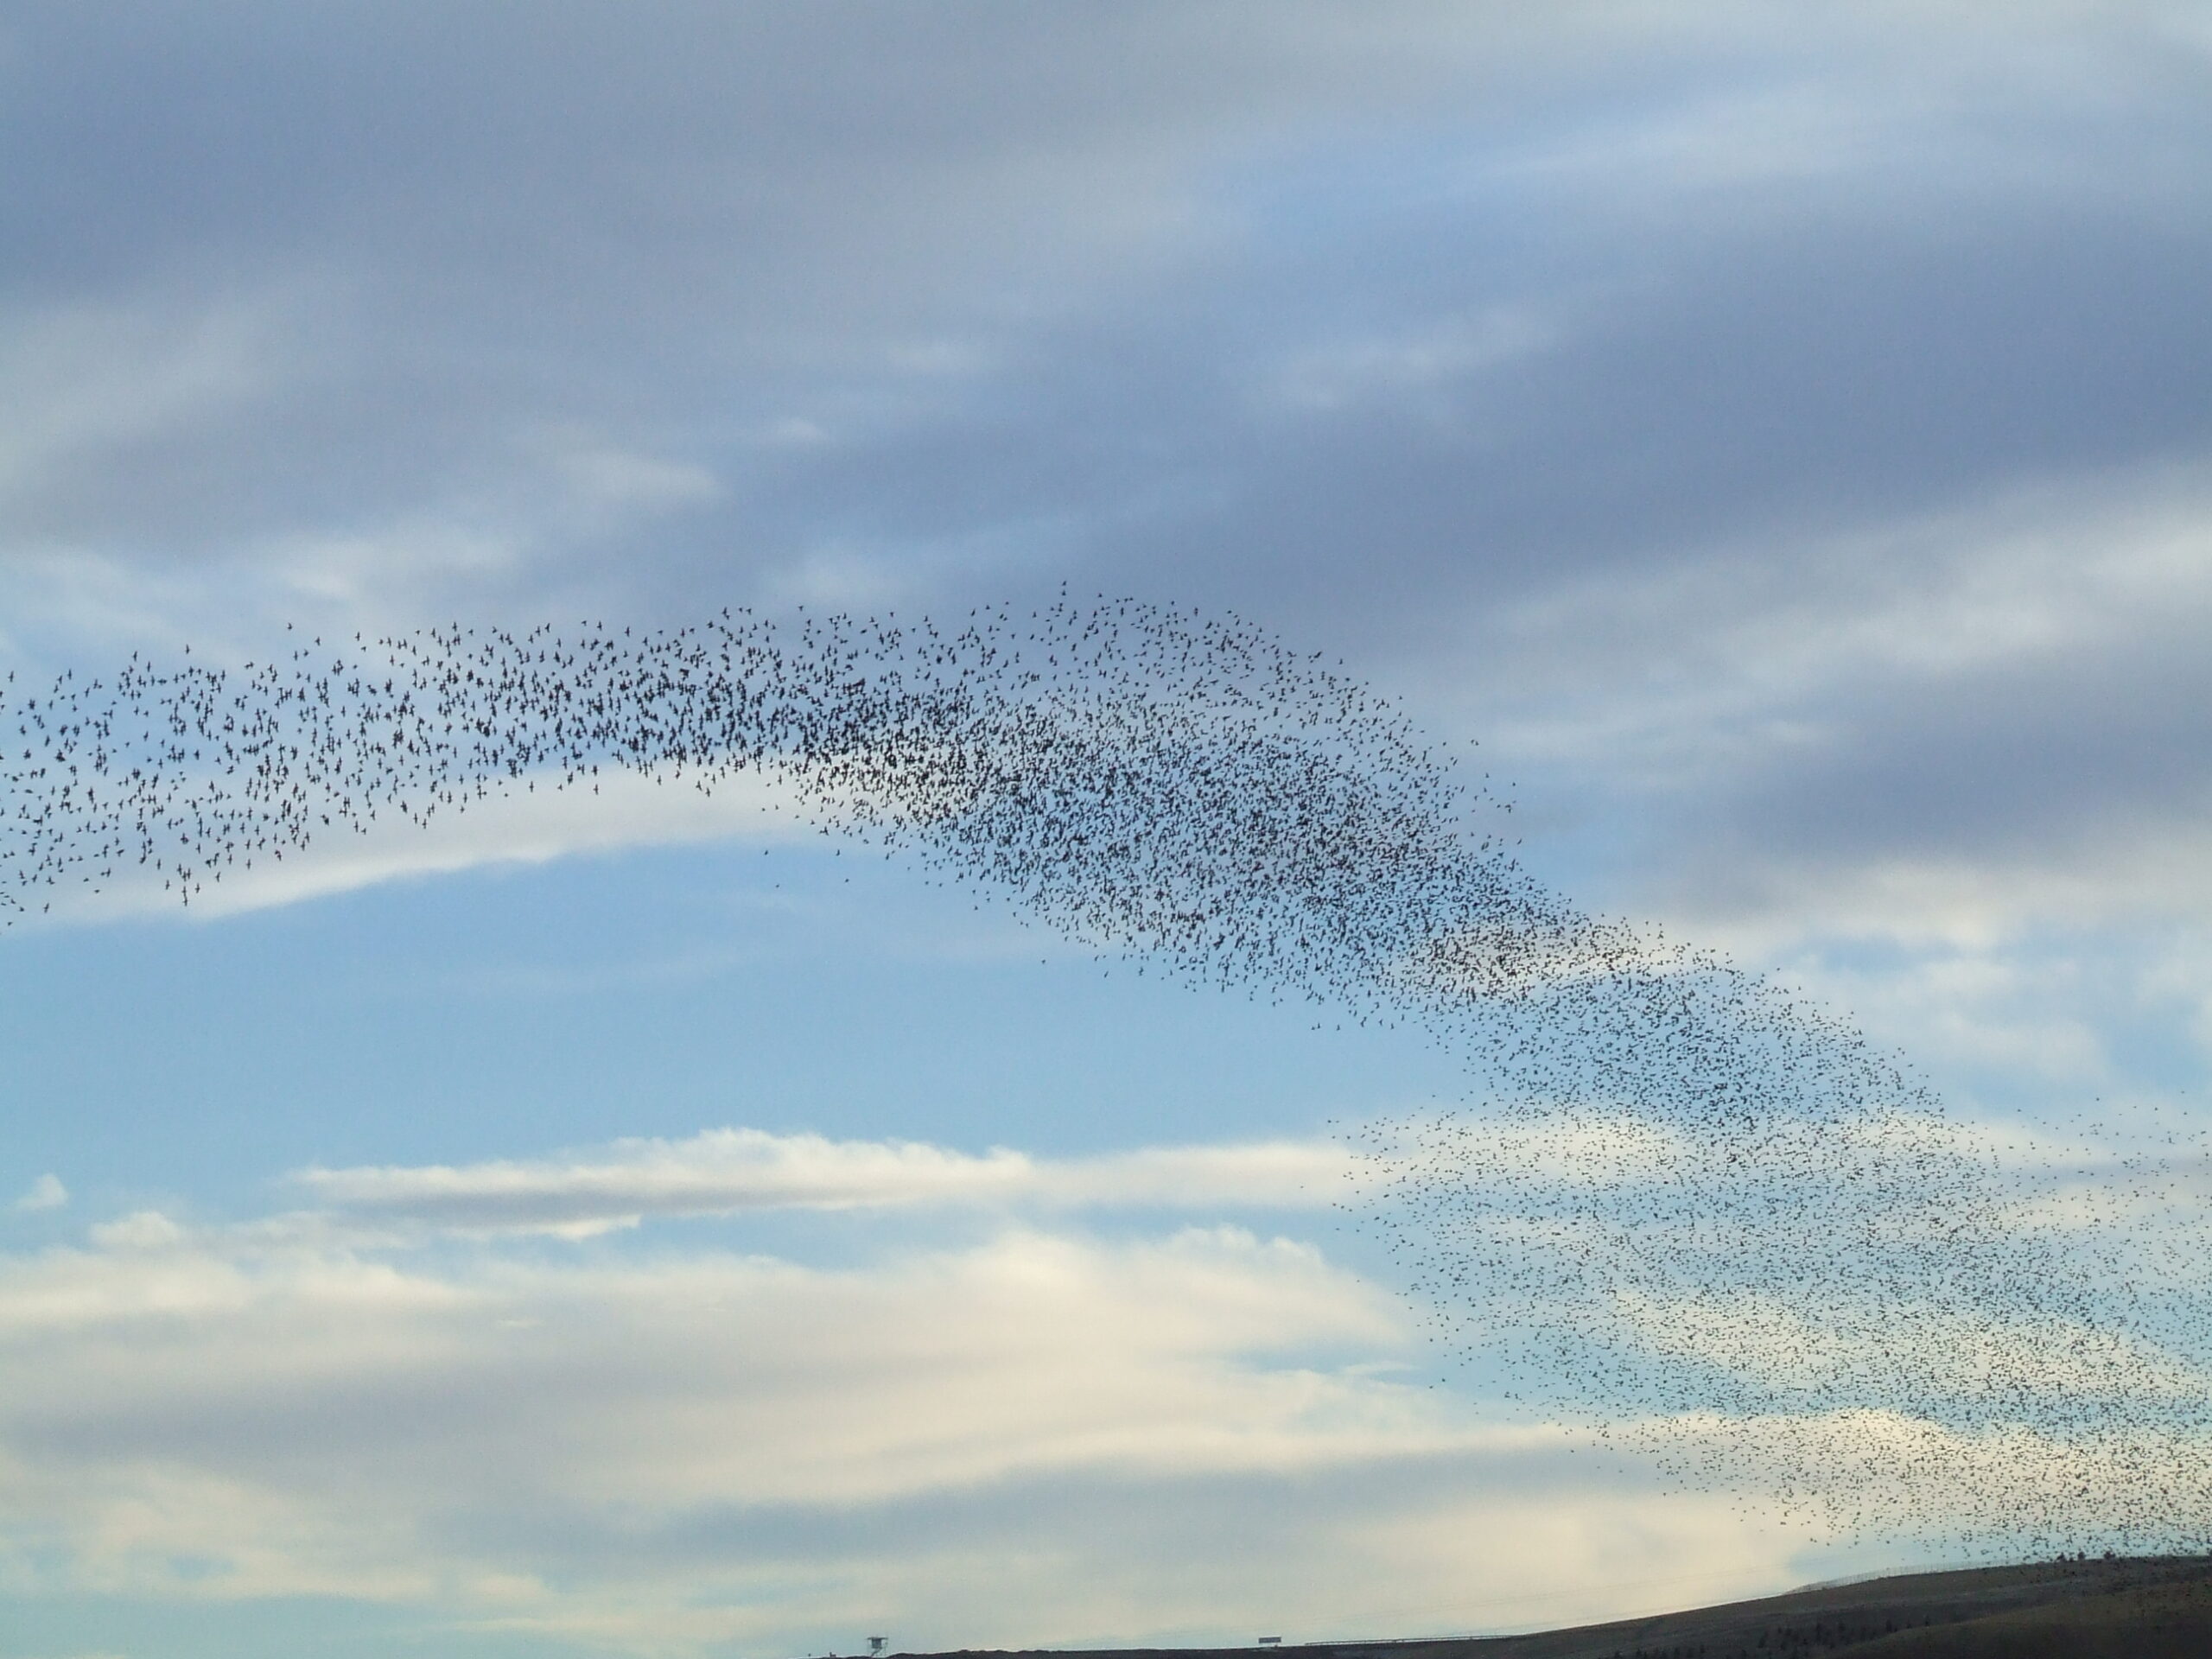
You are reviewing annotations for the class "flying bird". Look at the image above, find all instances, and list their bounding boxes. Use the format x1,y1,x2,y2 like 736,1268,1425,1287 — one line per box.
3,594,2204,1554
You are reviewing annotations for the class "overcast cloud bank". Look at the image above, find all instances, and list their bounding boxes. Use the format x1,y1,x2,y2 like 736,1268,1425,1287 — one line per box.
4,3,2209,976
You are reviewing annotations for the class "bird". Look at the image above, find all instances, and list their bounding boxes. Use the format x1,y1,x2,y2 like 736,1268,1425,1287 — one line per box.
1,592,2205,1558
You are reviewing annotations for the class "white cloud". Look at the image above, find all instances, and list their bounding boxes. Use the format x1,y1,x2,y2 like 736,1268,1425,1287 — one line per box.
11,1174,67,1213
1630,1406,2212,1553
11,1107,2207,1653
84,1211,188,1252
1614,1284,2204,1408
34,765,814,926
1362,1101,2212,1458
0,1196,1806,1653
289,1129,1354,1235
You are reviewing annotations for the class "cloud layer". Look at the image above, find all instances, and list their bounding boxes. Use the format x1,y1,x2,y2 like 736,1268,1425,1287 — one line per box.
4,4,2209,975
290,1129,1352,1234
4,4,2209,972
12,1122,2206,1655
0,1159,1800,1656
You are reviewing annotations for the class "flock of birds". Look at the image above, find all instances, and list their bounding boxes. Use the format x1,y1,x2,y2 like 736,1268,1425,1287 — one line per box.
3,594,2207,1555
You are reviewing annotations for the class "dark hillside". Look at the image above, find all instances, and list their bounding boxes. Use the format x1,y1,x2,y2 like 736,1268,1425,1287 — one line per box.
903,1554,2212,1659
1851,1567,2212,1656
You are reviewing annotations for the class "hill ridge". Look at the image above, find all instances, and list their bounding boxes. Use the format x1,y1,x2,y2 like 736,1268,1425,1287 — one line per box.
887,1554,2212,1659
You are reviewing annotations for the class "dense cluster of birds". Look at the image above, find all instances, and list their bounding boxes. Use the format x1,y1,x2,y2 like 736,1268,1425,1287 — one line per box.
3,595,2206,1554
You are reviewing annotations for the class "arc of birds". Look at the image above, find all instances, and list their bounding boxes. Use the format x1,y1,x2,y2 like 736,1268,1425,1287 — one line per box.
5,596,2207,1553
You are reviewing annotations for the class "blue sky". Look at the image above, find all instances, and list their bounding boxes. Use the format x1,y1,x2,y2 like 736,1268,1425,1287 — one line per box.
4,5,2212,1656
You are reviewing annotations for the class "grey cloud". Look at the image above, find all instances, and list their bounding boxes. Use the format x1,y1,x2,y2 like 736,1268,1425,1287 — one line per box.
1707,620,2212,867
1440,461,2212,930
5,3,2211,939
10,7,2206,574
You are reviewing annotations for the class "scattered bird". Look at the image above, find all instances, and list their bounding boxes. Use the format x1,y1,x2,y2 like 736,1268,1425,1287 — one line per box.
3,594,2205,1555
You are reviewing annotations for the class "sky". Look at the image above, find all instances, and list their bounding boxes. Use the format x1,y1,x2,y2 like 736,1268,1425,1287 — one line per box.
4,3,2212,1656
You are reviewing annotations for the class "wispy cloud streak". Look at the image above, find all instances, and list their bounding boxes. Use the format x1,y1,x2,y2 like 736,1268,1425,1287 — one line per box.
290,1130,1352,1234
